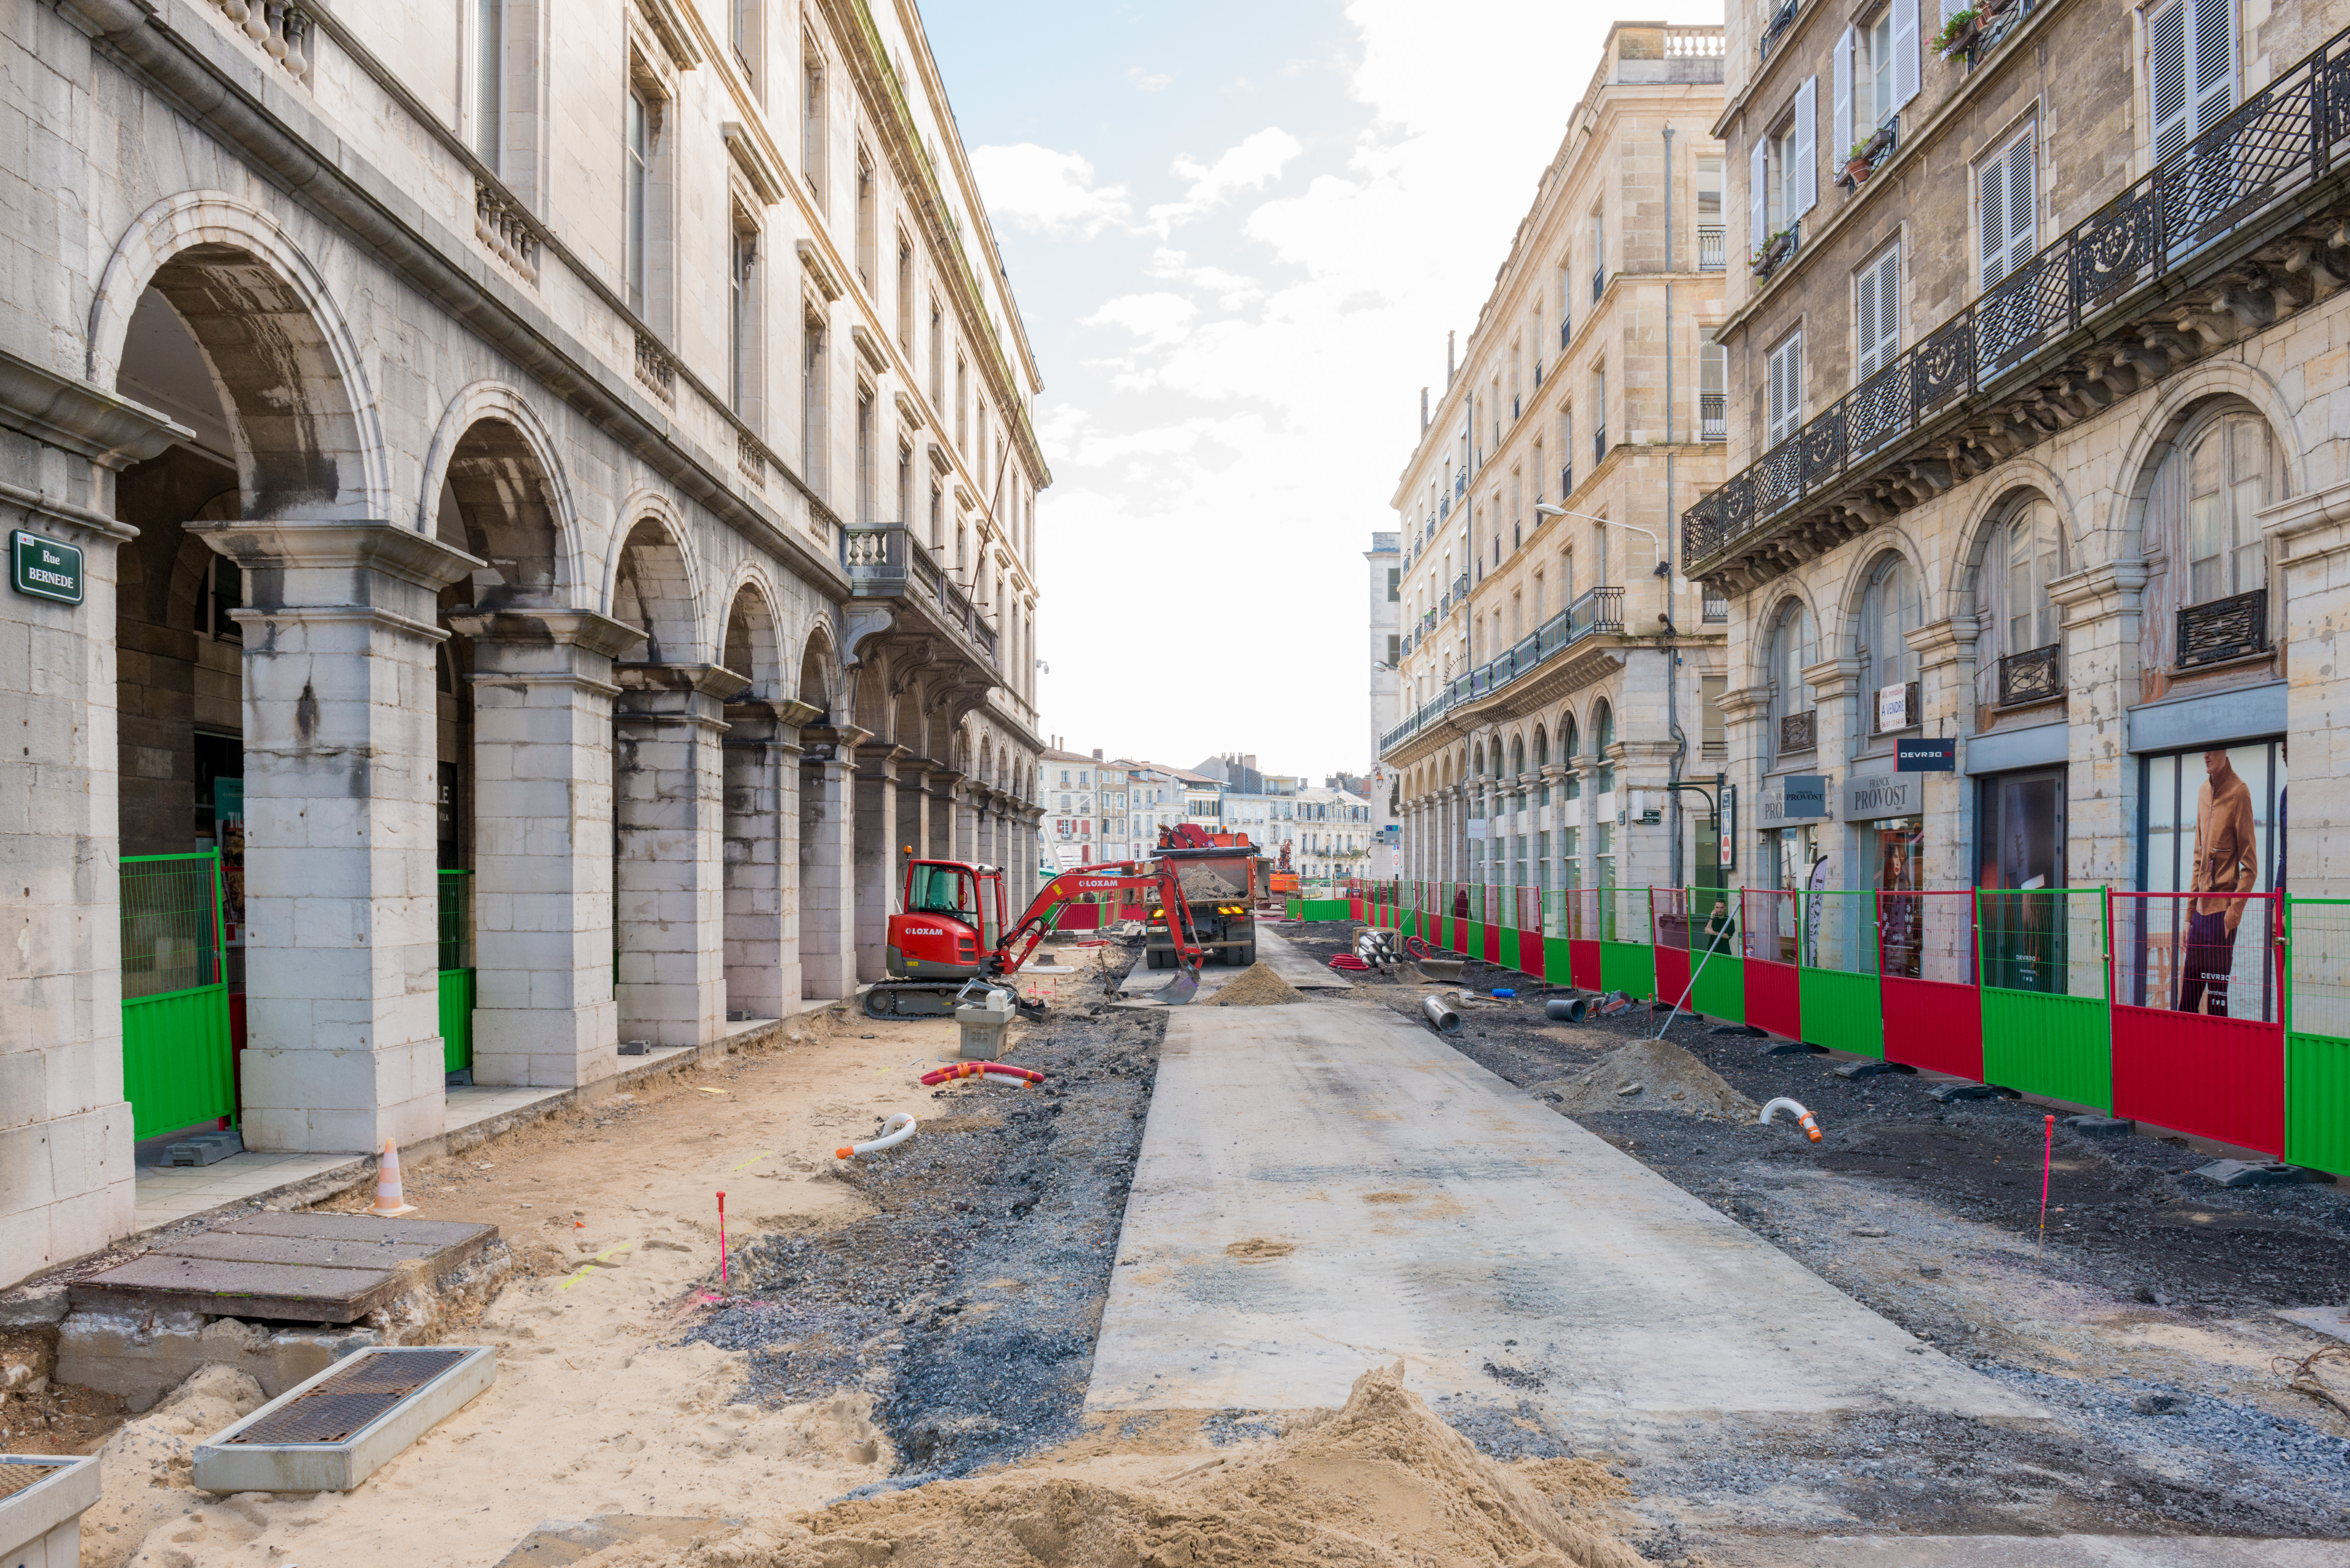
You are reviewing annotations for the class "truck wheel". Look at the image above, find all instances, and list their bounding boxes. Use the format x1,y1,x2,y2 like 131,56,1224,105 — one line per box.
1234,944,1255,967
1147,949,1167,970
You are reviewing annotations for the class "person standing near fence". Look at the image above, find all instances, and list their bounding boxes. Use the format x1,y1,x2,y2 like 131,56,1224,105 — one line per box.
2179,749,2259,1016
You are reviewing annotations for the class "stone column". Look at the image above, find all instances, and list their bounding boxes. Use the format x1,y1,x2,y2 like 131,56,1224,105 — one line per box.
2049,563,2152,889
798,725,863,1001
853,742,905,981
613,662,742,1049
2268,483,2350,893
1716,685,1773,885
452,608,643,1088
723,697,820,1020
926,769,962,861
1908,618,1980,888
896,767,931,883
1804,656,1865,887
191,519,481,1152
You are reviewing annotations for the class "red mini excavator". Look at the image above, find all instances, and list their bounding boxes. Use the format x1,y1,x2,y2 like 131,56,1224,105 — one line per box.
864,854,1210,1017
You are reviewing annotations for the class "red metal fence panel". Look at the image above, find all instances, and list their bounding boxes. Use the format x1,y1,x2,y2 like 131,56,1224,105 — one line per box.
2110,890,2285,1155
1879,889,1983,1079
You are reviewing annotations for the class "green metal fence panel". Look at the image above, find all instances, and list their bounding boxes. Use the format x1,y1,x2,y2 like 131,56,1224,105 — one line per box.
1797,890,1882,1058
439,968,476,1073
2286,898,2350,1174
120,852,233,1138
1978,889,2112,1109
1684,887,1745,1022
1301,898,1349,921
1600,940,1654,998
1596,885,1654,997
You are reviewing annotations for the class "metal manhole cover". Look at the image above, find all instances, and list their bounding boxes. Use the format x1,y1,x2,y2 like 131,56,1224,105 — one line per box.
226,1350,467,1445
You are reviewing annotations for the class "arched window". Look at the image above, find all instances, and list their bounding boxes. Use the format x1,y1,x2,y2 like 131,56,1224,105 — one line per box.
1857,552,1922,733
1532,726,1550,807
2142,406,2285,674
1976,495,2065,708
1592,701,1616,794
1767,599,1816,760
2186,414,2274,605
1559,714,1580,800
1509,735,1525,779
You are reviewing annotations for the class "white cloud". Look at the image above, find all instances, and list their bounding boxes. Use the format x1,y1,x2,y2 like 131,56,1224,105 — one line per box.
1126,67,1173,92
1081,292,1199,350
967,144,1132,239
1144,128,1305,235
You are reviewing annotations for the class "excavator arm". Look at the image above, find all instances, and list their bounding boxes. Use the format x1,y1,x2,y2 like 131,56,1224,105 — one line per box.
995,859,1208,1002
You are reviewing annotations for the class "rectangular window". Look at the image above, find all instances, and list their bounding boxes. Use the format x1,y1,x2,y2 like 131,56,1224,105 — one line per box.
801,312,827,490
625,87,651,314
928,484,943,548
2150,0,2236,161
802,46,827,198
1855,243,1900,379
955,356,968,450
897,444,913,527
896,237,915,350
732,0,762,96
728,217,758,416
1696,155,1724,270
928,302,944,405
854,147,877,289
1700,338,1727,439
1386,633,1401,664
1591,368,1605,465
1978,121,2036,289
1386,567,1401,601
1767,331,1803,447
475,0,504,171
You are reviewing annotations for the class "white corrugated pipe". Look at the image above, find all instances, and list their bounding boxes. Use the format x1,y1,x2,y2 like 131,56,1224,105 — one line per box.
836,1113,917,1159
1758,1097,1822,1143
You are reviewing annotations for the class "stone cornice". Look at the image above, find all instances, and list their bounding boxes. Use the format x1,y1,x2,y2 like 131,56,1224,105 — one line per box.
616,661,755,701
2261,478,2350,567
0,345,192,470
190,518,483,591
2049,560,2151,623
448,606,648,660
1907,616,1979,671
1802,655,1862,700
0,478,138,543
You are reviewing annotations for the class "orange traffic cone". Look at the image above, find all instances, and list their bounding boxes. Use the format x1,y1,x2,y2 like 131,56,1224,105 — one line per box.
371,1137,417,1217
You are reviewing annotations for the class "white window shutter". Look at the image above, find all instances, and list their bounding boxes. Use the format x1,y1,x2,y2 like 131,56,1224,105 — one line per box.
2193,0,2236,133
1891,0,1920,110
1834,29,1855,166
1750,139,1769,247
1978,150,2007,287
2152,0,2190,159
1794,76,1819,216
1855,264,1878,379
2007,128,2036,271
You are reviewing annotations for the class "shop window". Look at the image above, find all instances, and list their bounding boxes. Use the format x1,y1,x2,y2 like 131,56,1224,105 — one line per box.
1858,552,1921,735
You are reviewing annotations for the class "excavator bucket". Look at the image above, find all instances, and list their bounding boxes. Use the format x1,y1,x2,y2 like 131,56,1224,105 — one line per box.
1161,961,1201,1006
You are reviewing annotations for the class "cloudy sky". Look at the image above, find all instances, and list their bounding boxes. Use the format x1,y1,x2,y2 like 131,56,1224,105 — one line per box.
929,0,1718,780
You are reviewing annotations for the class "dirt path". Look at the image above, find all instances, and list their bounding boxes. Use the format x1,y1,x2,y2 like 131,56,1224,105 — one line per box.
80,942,1155,1568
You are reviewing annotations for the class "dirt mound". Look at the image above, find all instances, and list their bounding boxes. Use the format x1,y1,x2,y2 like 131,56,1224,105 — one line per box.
587,1363,1644,1568
1531,1037,1757,1121
1206,962,1310,1007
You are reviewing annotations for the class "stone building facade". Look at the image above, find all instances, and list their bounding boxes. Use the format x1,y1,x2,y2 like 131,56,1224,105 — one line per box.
1688,0,2350,910
1383,23,1732,903
0,0,1047,1287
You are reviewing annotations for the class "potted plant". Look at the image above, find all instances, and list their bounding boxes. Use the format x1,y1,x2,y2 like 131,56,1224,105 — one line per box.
1934,7,1980,57
1750,229,1794,276
1844,139,1878,185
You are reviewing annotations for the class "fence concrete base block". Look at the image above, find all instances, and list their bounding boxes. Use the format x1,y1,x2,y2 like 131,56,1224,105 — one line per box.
1931,1082,2019,1103
191,1346,496,1492
2196,1159,2335,1188
56,1310,383,1412
0,1452,100,1568
1835,1059,1917,1080
1759,1041,1827,1056
1709,1024,1766,1037
2062,1115,2135,1137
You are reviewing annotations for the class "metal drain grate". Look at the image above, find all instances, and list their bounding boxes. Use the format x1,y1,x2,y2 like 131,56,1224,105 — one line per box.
226,1350,467,1445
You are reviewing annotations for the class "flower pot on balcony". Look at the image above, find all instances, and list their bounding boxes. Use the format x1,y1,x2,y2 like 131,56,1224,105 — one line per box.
1845,158,1875,186
1750,232,1793,277
1934,12,1980,57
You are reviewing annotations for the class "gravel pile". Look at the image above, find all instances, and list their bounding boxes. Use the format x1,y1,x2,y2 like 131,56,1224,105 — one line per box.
1205,962,1310,1007
1530,1037,1758,1121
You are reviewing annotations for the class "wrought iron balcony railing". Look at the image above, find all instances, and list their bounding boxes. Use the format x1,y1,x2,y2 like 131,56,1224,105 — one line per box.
1378,586,1625,755
839,524,997,665
1703,587,1730,623
1996,642,2062,705
1685,20,2350,587
1778,708,1818,753
2177,588,2269,668
1453,571,1470,601
1758,0,1799,60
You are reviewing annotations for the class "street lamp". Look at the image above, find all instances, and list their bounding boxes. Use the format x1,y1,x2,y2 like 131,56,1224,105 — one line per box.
1533,502,1671,578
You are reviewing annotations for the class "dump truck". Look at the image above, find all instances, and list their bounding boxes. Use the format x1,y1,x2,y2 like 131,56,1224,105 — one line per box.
1145,823,1261,970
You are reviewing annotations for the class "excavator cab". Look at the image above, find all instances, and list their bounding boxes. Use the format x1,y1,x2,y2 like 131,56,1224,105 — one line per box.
890,859,998,985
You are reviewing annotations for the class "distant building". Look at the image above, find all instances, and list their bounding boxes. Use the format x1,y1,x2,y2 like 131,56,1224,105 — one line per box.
1367,532,1402,879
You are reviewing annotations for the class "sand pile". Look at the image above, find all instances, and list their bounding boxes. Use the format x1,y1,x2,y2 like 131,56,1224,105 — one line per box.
1206,962,1310,1007
1532,1037,1757,1121
582,1363,1644,1568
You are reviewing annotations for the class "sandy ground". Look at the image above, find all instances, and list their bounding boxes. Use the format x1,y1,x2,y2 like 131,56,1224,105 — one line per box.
74,950,1130,1568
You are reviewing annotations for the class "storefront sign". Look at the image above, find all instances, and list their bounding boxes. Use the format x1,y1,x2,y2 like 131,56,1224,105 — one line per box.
1896,737,1956,772
11,530,82,605
1877,682,1912,732
1845,773,1921,820
1760,773,1830,826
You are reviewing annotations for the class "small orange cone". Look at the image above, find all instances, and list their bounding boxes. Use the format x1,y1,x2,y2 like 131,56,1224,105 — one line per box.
371,1137,417,1217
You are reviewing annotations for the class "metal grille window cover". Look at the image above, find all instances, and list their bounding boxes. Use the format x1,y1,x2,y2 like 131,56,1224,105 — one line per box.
2288,898,2350,1037
1978,889,2107,998
1779,709,1818,752
2110,890,2280,1022
1683,20,2350,580
227,1351,468,1445
121,853,224,1001
1998,643,2063,705
2177,588,2269,667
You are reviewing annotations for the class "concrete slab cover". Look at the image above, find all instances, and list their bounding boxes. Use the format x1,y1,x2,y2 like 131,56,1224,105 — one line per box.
192,1346,497,1492
1087,1003,2039,1423
69,1216,496,1323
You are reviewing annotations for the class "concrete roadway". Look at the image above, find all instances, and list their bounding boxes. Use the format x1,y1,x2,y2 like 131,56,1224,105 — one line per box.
1116,922,1351,1001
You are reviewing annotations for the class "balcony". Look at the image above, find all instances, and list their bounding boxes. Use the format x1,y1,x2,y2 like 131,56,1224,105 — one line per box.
1837,122,1899,195
1997,642,2062,705
1779,709,1818,753
1700,392,1726,441
1453,571,1469,602
1686,22,2350,595
1698,224,1725,272
1377,586,1624,755
1703,587,1730,623
1750,224,1799,280
839,524,999,668
1560,460,1573,497
1757,0,1799,60
2177,589,2269,669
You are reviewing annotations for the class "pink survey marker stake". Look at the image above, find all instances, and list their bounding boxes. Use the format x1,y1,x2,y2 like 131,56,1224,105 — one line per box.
718,1191,728,1288
2038,1115,2055,1260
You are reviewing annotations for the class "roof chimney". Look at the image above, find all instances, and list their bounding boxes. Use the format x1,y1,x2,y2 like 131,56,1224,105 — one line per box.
1446,330,1456,385
1092,748,1102,761
1420,386,1430,433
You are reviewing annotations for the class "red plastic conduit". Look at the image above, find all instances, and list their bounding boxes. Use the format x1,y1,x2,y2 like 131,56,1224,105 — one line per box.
919,1061,1045,1086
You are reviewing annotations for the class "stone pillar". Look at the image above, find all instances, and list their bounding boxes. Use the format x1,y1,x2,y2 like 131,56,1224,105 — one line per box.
453,608,643,1088
2050,563,2152,889
1804,656,1865,888
798,731,861,1001
723,697,820,1020
926,770,962,861
896,768,930,885
1908,618,1980,889
955,787,978,863
1717,684,1773,884
2269,483,2350,893
853,743,904,981
191,519,481,1152
613,662,741,1049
